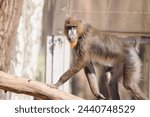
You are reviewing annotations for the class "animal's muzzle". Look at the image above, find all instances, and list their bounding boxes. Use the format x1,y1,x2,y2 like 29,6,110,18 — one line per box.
68,27,77,42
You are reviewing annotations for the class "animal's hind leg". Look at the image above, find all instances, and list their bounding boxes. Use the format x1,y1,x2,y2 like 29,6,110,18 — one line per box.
123,48,147,100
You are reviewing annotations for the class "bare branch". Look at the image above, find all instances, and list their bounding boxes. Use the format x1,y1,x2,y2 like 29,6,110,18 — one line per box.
0,71,83,100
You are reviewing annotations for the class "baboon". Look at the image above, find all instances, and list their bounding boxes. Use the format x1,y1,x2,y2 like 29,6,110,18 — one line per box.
50,17,147,100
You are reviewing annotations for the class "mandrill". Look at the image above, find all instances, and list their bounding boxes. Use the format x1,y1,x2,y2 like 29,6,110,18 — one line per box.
50,17,147,100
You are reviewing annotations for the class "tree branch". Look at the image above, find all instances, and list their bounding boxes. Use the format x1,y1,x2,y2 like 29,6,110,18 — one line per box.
0,71,83,100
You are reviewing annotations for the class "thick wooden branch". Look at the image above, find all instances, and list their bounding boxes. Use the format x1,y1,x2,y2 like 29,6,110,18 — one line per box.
0,71,83,100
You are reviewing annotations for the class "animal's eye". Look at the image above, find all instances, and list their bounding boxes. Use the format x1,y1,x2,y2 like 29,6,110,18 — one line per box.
72,26,77,28
66,25,77,29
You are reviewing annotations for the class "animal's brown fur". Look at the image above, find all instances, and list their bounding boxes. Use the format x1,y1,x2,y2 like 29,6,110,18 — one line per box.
51,17,147,100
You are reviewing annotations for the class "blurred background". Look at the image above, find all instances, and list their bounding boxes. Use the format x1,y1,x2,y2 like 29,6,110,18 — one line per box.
0,0,150,99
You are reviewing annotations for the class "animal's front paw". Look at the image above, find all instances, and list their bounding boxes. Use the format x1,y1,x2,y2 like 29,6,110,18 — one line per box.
47,83,58,89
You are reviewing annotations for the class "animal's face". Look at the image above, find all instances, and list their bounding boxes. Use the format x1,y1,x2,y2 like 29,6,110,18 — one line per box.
65,22,77,42
64,17,84,48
